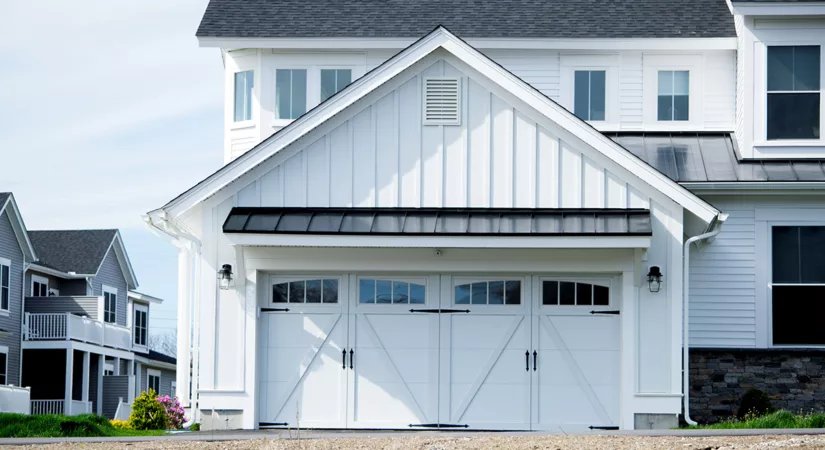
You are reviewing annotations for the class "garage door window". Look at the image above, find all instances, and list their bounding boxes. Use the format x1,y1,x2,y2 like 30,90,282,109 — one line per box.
359,278,426,304
454,280,521,305
273,279,339,303
542,280,609,306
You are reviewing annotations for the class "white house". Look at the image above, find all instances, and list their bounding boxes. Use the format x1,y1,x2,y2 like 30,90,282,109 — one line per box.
148,0,825,430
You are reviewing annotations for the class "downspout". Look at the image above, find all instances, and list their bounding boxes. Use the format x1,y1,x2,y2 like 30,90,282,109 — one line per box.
682,213,728,425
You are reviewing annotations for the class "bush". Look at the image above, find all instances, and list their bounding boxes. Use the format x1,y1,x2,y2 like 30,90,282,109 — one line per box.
738,388,775,419
157,395,186,429
110,419,132,430
690,410,825,429
130,389,168,430
0,413,116,438
189,422,201,431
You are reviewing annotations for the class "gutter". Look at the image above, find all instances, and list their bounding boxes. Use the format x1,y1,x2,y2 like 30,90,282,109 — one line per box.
682,213,728,425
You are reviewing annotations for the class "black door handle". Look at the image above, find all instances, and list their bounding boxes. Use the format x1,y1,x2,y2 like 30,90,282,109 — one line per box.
533,351,537,371
342,349,346,370
525,351,529,371
349,349,354,370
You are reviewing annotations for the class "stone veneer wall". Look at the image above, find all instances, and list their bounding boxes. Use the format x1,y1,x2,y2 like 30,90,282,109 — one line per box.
690,349,825,423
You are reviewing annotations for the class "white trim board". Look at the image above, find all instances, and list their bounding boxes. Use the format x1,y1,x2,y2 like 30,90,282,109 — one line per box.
153,27,721,225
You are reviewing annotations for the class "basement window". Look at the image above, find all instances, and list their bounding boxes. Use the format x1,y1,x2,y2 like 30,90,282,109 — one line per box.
423,77,461,125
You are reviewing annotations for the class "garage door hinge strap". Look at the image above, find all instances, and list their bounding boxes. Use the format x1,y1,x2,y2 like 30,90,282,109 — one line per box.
261,308,290,312
590,310,620,315
409,423,469,428
409,309,471,314
588,425,619,430
259,422,289,427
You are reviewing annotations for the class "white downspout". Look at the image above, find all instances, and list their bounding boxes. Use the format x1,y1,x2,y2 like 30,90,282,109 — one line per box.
682,213,728,425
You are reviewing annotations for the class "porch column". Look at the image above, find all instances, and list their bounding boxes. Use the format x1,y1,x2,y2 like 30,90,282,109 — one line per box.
64,349,73,414
96,355,104,415
135,362,142,398
81,351,90,407
127,360,135,403
176,246,192,406
113,357,120,375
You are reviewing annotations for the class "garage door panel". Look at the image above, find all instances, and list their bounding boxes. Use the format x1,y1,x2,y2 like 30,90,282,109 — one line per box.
540,316,620,351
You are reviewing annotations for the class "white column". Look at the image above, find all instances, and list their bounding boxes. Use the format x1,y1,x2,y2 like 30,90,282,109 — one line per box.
113,357,120,375
127,360,135,403
81,351,90,403
64,349,74,414
135,362,142,398
176,246,192,405
96,355,104,415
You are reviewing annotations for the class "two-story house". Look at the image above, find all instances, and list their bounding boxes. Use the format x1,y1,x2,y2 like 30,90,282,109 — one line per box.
147,0,825,430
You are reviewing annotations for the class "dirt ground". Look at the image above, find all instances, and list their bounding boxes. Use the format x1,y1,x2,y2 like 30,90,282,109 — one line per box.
6,435,825,450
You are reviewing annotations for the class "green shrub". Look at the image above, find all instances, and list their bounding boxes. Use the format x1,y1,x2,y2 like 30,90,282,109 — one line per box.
190,422,201,431
0,413,113,438
110,419,132,430
738,388,775,419
129,389,168,430
689,410,825,429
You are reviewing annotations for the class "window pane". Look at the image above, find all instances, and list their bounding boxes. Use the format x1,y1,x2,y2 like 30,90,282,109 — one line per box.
338,70,352,89
673,95,689,121
393,281,409,304
505,281,521,305
773,226,800,283
574,71,590,120
800,227,825,283
275,69,292,120
291,69,307,118
488,281,504,305
767,93,820,140
590,71,606,121
323,279,338,303
658,71,673,95
768,46,795,91
542,281,558,305
455,284,470,304
234,71,253,122
576,283,593,306
306,279,322,303
795,46,820,91
594,285,610,306
376,280,392,304
0,266,7,286
773,286,825,345
359,279,375,303
273,283,288,303
657,95,672,121
320,69,337,102
471,282,487,304
289,281,305,303
560,281,575,305
410,283,426,304
674,71,689,95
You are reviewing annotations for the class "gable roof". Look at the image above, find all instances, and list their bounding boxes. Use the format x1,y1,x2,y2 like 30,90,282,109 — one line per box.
153,27,722,226
28,229,138,289
197,0,736,39
0,193,37,262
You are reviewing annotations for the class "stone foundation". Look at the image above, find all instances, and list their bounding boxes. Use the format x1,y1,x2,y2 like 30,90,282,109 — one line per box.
689,348,825,423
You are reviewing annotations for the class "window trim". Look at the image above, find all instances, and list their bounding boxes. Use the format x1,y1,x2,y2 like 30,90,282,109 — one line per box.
102,285,118,324
232,70,255,125
642,54,704,129
0,258,10,313
133,303,149,348
274,68,309,122
560,54,619,128
31,274,49,298
147,368,161,394
0,345,8,385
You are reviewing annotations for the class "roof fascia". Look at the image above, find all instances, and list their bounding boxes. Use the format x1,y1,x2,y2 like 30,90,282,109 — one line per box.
731,2,825,15
201,36,737,51
27,264,93,279
0,196,37,262
683,182,825,192
134,355,176,370
128,291,163,304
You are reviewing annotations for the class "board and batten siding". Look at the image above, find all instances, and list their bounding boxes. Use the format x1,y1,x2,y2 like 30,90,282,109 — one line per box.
0,210,22,385
91,247,128,326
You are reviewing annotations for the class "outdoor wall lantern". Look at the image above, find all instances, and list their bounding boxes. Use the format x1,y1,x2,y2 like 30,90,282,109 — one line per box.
218,264,234,290
647,266,663,293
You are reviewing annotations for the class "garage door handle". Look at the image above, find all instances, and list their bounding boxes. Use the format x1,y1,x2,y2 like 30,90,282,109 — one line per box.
342,349,347,370
525,351,529,371
533,351,537,371
349,349,354,370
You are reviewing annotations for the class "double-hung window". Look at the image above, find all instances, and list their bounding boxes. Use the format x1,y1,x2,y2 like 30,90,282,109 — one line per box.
771,226,825,345
573,70,606,121
657,70,690,121
103,286,117,324
147,369,161,394
0,259,9,312
233,70,254,122
320,69,352,102
767,46,820,140
133,304,148,347
31,275,48,297
275,69,308,120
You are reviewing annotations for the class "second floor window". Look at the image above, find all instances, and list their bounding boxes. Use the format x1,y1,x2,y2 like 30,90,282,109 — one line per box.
32,275,48,297
134,306,148,347
103,288,117,323
767,45,820,140
658,70,689,121
233,70,254,122
0,262,9,311
573,70,606,121
320,69,352,102
275,69,307,120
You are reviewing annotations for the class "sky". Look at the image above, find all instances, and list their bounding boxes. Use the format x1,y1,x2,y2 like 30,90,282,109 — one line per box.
0,1,224,338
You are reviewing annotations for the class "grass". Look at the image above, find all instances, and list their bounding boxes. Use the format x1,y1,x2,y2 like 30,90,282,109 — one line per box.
687,410,825,429
0,413,166,438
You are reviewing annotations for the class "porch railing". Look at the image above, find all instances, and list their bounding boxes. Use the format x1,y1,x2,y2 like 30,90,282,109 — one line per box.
23,313,133,351
0,385,31,414
31,400,63,415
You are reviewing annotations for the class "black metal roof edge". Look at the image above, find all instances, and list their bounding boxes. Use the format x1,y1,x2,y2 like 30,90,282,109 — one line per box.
222,230,653,237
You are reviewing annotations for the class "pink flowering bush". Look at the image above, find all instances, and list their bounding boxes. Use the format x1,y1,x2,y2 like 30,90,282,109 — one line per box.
156,395,186,430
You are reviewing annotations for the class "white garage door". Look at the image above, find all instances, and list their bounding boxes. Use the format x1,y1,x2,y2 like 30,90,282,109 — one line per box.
258,274,620,431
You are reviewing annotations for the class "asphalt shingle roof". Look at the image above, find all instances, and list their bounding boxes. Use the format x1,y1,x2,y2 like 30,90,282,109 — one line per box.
135,349,177,366
28,230,117,275
196,0,736,39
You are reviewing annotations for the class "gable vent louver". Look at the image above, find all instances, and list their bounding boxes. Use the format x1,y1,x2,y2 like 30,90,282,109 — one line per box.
423,77,461,126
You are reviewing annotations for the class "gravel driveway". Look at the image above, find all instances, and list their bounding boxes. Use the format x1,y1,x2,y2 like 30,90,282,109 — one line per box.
5,435,825,449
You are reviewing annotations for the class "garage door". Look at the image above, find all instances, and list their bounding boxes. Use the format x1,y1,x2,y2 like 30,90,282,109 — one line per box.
258,274,620,431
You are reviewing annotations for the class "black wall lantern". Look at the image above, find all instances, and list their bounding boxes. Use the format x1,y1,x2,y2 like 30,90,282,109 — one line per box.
647,266,663,293
218,264,234,290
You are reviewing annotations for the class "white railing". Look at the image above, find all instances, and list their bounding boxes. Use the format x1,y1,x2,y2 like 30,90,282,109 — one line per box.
0,385,31,414
114,398,132,421
31,399,64,415
70,400,92,415
24,313,133,351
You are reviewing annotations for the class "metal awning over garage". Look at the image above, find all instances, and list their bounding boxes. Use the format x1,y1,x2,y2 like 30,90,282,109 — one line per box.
223,207,652,237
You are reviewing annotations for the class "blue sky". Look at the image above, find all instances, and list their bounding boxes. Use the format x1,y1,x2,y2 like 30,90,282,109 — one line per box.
0,1,223,337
